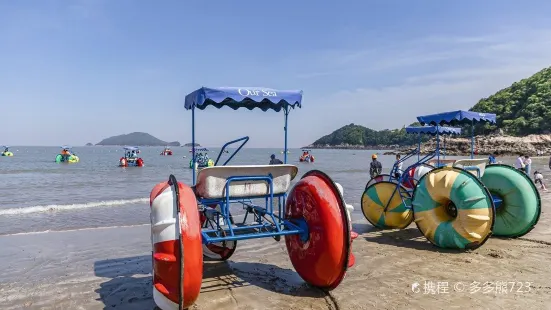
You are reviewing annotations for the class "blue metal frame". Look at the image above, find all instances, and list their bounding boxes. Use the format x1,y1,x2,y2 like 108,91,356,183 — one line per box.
185,87,303,246
376,113,502,214
214,136,250,166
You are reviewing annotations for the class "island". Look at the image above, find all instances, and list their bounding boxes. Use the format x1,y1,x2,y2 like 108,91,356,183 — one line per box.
306,66,551,156
96,132,181,147
184,143,201,147
85,143,93,146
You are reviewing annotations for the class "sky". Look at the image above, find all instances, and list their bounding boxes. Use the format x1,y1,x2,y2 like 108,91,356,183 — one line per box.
1,0,551,147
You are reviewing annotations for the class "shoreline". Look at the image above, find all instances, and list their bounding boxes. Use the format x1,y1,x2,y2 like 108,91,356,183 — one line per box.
1,190,550,309
304,133,551,156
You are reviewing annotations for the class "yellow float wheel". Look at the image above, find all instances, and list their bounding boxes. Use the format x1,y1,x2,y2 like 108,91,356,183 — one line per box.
361,181,413,229
412,167,495,250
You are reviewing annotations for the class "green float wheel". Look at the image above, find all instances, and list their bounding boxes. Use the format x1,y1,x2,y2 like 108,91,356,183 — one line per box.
55,154,63,163
481,164,541,238
412,167,495,250
361,181,413,229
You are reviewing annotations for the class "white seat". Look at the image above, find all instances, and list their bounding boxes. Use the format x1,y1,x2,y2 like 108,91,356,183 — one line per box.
453,159,488,178
195,165,299,199
428,159,457,167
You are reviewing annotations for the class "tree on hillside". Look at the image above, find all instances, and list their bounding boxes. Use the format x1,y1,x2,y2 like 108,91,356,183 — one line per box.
470,66,551,135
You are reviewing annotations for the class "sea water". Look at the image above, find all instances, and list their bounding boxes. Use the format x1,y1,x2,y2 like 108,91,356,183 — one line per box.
0,146,547,235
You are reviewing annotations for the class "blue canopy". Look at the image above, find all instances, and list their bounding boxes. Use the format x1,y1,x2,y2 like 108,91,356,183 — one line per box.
61,145,72,149
2,145,9,148
406,126,462,136
417,110,497,126
124,146,139,151
191,147,209,152
184,87,303,112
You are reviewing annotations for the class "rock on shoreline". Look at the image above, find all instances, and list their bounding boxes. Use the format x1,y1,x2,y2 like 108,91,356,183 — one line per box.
306,134,551,156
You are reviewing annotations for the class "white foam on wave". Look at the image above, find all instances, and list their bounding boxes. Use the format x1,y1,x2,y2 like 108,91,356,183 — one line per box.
0,197,149,216
0,223,151,237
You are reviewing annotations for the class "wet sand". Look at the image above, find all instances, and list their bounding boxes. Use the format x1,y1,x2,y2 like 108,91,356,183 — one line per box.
0,192,550,310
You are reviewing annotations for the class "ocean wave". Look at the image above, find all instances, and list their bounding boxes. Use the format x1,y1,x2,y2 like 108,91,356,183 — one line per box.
0,198,149,216
0,223,151,237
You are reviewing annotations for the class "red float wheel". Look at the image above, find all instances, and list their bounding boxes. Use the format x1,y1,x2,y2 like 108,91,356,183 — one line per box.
285,170,351,290
200,204,237,260
137,158,144,167
150,176,203,309
119,157,127,167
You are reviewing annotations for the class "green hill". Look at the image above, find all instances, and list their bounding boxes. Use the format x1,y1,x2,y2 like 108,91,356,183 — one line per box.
96,132,180,146
310,66,551,148
310,122,428,148
471,66,551,135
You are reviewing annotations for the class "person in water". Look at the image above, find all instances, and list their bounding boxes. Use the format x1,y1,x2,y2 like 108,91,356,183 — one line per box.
269,154,283,165
128,150,138,161
488,152,497,164
524,155,532,175
370,154,382,179
394,154,403,179
515,154,525,172
534,171,547,191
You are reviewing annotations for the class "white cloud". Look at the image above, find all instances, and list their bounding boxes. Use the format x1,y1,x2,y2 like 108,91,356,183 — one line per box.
292,28,551,145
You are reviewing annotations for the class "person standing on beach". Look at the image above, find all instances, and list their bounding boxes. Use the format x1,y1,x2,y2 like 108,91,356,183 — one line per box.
524,155,532,175
488,152,497,164
516,154,525,172
394,154,403,179
370,154,383,179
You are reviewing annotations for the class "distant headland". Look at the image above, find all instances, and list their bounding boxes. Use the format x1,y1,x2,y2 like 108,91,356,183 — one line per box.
305,66,551,156
96,132,180,146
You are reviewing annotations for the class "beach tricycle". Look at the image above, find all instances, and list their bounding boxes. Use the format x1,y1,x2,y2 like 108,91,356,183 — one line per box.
149,87,356,309
55,145,79,163
1,146,13,157
160,147,173,156
362,110,541,250
299,149,315,162
119,146,144,167
188,148,214,168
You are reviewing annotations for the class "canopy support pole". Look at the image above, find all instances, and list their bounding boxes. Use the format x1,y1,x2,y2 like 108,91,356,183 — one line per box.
443,136,446,159
436,125,440,166
417,135,421,161
470,119,474,159
192,106,196,185
284,107,289,164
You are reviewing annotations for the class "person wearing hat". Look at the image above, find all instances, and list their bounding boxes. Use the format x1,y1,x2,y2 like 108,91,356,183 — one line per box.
370,154,382,179
269,154,283,165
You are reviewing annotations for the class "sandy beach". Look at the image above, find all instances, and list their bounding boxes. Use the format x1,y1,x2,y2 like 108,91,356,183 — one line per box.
0,191,550,310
